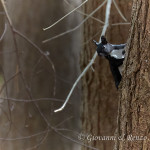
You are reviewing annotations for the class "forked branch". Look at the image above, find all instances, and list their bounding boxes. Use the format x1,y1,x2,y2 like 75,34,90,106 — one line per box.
43,0,88,31
54,0,112,113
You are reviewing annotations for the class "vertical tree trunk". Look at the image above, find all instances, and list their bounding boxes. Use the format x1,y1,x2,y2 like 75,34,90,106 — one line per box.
115,0,150,149
81,0,131,149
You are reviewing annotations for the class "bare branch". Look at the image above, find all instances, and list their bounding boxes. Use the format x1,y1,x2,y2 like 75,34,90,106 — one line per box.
64,0,105,24
26,128,49,150
1,0,56,96
54,0,112,112
42,0,107,43
53,128,99,150
0,0,12,26
43,0,88,31
0,71,20,94
0,66,12,123
0,117,72,141
13,29,56,96
0,23,7,41
111,22,130,26
14,29,56,78
0,129,50,141
77,10,105,24
55,116,73,127
113,0,127,22
0,1,57,137
0,97,68,103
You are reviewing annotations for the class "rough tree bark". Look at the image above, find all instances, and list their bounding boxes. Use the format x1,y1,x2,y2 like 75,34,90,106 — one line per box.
0,0,81,150
81,0,131,149
115,0,150,149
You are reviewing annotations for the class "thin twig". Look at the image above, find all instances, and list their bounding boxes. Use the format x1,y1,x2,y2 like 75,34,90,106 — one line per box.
0,23,7,41
1,0,34,102
42,0,107,43
0,71,20,94
64,0,105,24
27,100,98,150
111,22,130,26
113,0,127,22
0,2,54,144
0,66,12,123
29,56,43,89
56,116,73,128
54,0,112,112
1,0,56,96
53,128,99,150
0,66,13,148
26,127,49,150
0,0,12,25
0,1,97,149
13,29,56,96
77,9,105,24
0,97,69,103
43,0,88,30
81,22,130,46
0,129,50,141
0,116,71,141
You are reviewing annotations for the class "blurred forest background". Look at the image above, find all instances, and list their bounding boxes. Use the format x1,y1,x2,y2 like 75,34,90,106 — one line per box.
0,0,142,149
0,0,82,149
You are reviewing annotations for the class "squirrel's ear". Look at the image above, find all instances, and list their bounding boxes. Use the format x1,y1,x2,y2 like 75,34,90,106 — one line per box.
101,36,107,44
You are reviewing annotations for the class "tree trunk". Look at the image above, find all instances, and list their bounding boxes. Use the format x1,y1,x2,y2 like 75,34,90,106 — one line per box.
81,0,131,149
115,0,150,149
0,0,81,149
